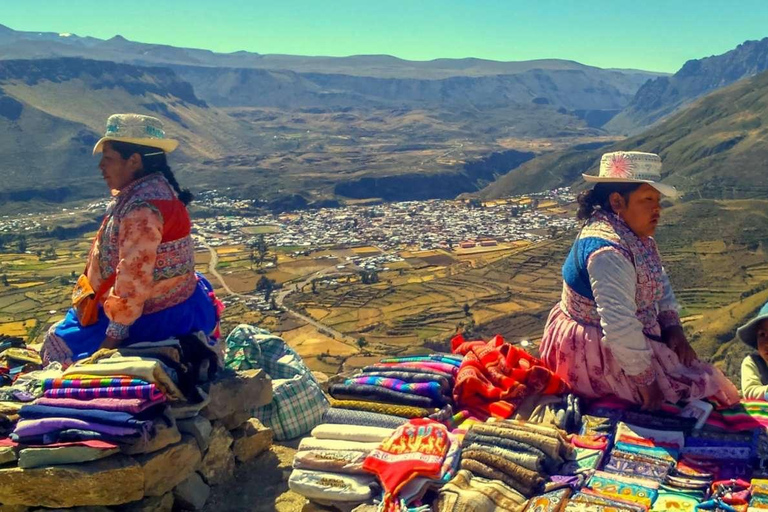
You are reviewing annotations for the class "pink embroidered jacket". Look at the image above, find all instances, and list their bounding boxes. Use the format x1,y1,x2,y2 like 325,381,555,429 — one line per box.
85,173,197,340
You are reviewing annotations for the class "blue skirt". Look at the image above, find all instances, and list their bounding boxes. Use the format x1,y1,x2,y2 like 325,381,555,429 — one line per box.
55,274,218,361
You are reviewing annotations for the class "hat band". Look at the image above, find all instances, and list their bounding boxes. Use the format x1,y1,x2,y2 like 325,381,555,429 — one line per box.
104,124,166,139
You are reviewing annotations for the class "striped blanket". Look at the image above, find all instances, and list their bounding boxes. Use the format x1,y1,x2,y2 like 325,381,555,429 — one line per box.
42,378,149,390
43,384,163,400
706,399,768,431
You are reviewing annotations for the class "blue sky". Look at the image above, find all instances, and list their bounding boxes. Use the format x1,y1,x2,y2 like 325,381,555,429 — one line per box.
3,0,768,72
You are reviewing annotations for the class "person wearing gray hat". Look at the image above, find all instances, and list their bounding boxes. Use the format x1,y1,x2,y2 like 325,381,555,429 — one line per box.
738,301,768,400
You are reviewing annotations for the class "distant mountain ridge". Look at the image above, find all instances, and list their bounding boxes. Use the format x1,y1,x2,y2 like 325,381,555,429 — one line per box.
477,67,768,200
606,37,768,134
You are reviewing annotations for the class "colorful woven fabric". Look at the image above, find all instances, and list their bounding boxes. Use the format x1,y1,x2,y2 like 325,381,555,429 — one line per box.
451,333,568,419
328,397,435,418
706,400,768,431
43,384,163,400
42,377,148,390
524,488,571,512
587,471,658,510
363,418,449,511
346,375,448,401
330,381,443,407
322,407,408,429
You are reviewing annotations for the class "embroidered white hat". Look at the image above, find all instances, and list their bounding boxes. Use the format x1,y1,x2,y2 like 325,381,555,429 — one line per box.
92,113,179,155
583,151,678,198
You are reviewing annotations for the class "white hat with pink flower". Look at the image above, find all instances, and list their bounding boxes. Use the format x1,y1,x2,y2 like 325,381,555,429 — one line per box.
583,151,678,198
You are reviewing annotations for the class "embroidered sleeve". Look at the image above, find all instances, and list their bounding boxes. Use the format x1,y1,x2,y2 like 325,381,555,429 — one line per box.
657,267,682,329
587,248,654,379
103,205,162,340
741,355,768,400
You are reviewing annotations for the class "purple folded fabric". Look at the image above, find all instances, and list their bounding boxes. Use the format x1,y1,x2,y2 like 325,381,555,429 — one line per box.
43,384,163,400
12,417,144,438
345,376,447,402
34,396,165,414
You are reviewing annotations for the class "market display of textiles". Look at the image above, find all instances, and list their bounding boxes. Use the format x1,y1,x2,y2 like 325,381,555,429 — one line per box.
0,335,221,470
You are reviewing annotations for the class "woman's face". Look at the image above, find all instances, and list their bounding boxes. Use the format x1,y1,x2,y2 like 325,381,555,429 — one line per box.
756,319,768,362
610,184,662,238
99,143,141,191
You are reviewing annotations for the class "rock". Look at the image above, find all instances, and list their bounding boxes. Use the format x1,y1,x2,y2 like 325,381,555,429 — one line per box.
201,369,271,421
32,507,112,512
135,437,201,497
121,417,182,455
231,418,273,463
173,472,210,510
0,455,144,507
219,409,250,431
198,423,235,485
0,446,18,465
0,505,28,512
18,445,118,469
116,493,174,512
177,416,212,452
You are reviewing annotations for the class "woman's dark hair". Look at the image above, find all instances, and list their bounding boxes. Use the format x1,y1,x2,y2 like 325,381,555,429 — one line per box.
108,141,194,205
576,182,643,220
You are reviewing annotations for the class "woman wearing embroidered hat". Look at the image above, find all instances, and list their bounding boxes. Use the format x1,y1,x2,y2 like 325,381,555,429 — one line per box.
737,301,768,400
41,114,221,365
539,151,739,410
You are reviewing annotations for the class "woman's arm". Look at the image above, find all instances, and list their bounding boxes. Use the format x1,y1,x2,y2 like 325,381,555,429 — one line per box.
102,205,163,341
587,248,654,381
742,355,768,400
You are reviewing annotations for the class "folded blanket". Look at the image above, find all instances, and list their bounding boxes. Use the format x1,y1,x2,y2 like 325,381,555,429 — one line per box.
11,428,133,445
376,361,459,375
358,370,452,391
329,382,439,408
436,469,527,512
288,468,376,503
362,364,455,382
379,355,463,367
328,397,436,418
311,423,394,443
297,436,380,453
343,376,449,403
460,449,544,496
463,430,554,469
43,384,164,401
42,377,149,390
470,423,564,462
292,449,368,474
34,396,165,414
322,407,408,429
462,441,545,472
63,357,182,399
19,404,151,430
12,417,145,439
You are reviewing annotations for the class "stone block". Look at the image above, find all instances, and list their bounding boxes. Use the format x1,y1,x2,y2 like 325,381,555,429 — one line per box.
0,455,144,507
198,423,235,485
219,409,250,431
121,417,182,456
0,446,18,465
232,418,273,463
135,436,201,497
115,493,174,512
173,472,210,510
177,416,213,452
201,369,271,420
18,445,118,469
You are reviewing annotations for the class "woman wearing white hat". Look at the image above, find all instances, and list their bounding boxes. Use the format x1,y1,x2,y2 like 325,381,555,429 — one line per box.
539,151,739,409
41,114,221,365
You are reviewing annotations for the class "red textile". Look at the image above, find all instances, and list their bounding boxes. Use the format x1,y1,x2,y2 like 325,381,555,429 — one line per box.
363,418,449,511
451,333,568,419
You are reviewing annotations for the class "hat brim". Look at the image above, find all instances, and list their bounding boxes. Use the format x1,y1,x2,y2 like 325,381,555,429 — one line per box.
737,313,768,347
93,136,178,156
582,174,679,198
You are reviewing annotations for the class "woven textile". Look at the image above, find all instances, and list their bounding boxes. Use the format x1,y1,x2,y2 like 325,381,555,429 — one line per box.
288,468,376,503
310,423,394,443
329,382,439,408
43,384,163,400
33,396,165,414
292,449,368,474
462,441,545,472
524,488,571,512
226,325,328,440
460,448,545,496
43,377,148,390
451,333,567,419
344,375,448,402
322,407,408,429
297,437,380,453
328,397,434,418
587,471,658,509
436,469,528,512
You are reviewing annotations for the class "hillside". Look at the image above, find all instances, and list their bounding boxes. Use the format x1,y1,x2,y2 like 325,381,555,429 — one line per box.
478,68,768,200
606,37,768,134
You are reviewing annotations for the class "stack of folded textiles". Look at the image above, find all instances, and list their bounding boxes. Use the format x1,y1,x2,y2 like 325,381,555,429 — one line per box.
459,419,571,501
327,353,462,419
749,478,768,509
8,345,187,465
288,422,393,509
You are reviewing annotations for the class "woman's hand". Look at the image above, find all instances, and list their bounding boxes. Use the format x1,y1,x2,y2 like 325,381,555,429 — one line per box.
662,325,698,366
638,379,664,411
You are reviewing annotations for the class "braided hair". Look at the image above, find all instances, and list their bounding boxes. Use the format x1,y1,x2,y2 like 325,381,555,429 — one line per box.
576,182,642,220
108,141,194,205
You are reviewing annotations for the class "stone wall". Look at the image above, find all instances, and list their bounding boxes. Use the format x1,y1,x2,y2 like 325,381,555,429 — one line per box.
0,369,273,512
